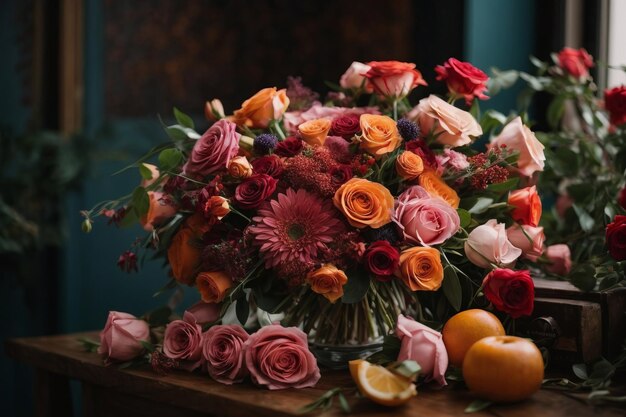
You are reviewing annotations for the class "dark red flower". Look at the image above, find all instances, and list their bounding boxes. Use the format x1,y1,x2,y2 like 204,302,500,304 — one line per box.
234,174,277,210
557,47,593,78
329,164,354,186
363,241,400,277
405,139,438,169
604,86,626,127
606,215,626,261
483,269,534,318
274,137,304,157
251,155,284,178
618,187,626,210
330,114,361,139
117,250,138,273
435,58,489,105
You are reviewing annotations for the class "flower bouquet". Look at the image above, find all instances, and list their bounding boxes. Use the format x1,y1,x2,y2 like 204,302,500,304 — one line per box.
83,58,550,388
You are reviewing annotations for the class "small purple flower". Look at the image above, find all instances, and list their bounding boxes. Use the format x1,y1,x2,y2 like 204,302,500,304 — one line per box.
253,134,278,155
397,118,421,141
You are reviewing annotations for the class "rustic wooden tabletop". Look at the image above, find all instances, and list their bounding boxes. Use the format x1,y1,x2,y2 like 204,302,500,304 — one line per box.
4,332,624,417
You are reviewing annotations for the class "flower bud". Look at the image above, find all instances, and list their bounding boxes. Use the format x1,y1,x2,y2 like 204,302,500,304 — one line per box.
204,99,225,121
81,219,93,233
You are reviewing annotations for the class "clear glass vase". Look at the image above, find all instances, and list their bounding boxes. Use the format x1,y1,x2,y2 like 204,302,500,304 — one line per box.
282,279,416,369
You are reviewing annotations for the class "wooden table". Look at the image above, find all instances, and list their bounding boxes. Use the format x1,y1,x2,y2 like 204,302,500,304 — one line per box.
5,332,624,417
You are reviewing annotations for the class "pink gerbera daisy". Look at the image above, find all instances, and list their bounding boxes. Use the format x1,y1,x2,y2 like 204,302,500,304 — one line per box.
248,188,345,268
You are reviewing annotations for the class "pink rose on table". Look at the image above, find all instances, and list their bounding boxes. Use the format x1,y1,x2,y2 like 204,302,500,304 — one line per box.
435,58,489,105
490,117,545,177
184,301,220,325
183,119,240,177
395,314,448,386
407,95,482,148
483,269,534,318
202,325,249,384
364,61,428,98
545,244,572,276
557,47,593,78
234,174,278,210
339,61,372,91
98,311,150,364
393,185,460,246
163,312,204,371
506,224,545,261
244,324,320,390
465,219,522,268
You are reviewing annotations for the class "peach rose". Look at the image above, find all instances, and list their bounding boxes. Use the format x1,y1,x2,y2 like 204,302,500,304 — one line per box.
508,186,542,227
204,99,225,121
464,219,522,269
140,163,161,188
506,224,545,261
359,114,402,157
340,61,372,91
395,246,444,291
418,170,460,208
333,178,394,229
196,271,232,303
364,61,427,98
228,156,253,179
306,264,348,303
298,118,332,146
203,196,231,221
140,191,177,232
168,228,202,285
396,151,424,180
233,87,290,129
407,95,482,147
545,244,572,276
490,117,545,177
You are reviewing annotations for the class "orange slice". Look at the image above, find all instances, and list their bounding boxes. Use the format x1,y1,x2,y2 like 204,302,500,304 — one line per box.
352,361,417,407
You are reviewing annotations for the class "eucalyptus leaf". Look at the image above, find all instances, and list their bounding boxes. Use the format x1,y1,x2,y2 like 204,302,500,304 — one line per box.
468,197,494,214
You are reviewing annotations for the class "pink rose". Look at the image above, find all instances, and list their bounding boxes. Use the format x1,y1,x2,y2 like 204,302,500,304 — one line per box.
202,325,249,384
490,117,545,177
283,104,380,135
184,301,220,325
163,312,203,371
506,224,545,261
545,244,572,276
244,324,320,390
407,95,482,148
183,119,240,177
97,311,150,363
339,61,372,91
436,149,470,172
393,186,460,246
465,219,522,268
395,314,448,386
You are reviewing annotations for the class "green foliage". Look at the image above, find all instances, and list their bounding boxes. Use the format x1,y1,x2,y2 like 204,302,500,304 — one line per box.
341,267,371,304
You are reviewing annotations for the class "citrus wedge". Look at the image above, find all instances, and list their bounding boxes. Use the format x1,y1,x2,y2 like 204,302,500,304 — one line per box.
352,361,417,407
348,359,364,381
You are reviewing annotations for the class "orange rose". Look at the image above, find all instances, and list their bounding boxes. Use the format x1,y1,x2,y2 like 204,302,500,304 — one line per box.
196,271,232,303
333,178,394,229
298,118,331,146
228,156,253,179
167,228,201,285
508,186,542,227
233,87,289,129
140,191,177,232
395,247,444,291
396,151,424,180
306,264,348,303
359,114,402,157
419,170,460,208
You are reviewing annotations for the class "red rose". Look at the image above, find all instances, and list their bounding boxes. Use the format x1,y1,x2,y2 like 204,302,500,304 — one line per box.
274,136,304,157
251,155,284,178
435,58,489,105
364,240,400,278
329,164,354,186
606,215,626,261
331,114,361,139
557,47,593,78
234,174,277,210
618,187,626,210
604,86,626,127
483,269,534,318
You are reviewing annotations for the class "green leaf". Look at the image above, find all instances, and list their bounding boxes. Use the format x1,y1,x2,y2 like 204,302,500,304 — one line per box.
572,204,595,232
464,400,493,413
140,340,156,353
486,177,519,193
572,363,588,380
569,264,596,291
77,337,100,353
145,305,172,327
547,96,566,129
173,107,194,129
131,186,150,217
442,266,462,311
139,163,154,180
341,267,371,304
468,197,494,214
487,68,518,96
153,278,179,297
480,109,507,133
337,392,351,414
118,208,139,228
236,298,250,325
457,208,471,229
158,148,184,171
388,360,421,380
165,124,201,142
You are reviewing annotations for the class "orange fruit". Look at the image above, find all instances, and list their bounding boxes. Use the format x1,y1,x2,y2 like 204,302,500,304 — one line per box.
442,309,505,368
348,359,364,381
351,360,417,407
463,336,544,402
